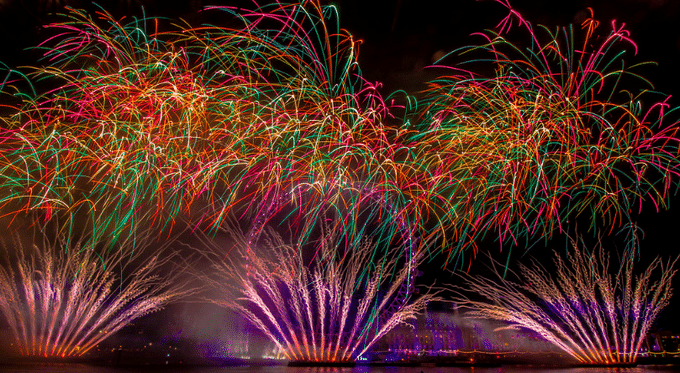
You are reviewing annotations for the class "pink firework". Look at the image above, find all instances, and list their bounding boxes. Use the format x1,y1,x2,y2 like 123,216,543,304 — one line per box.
200,213,437,363
453,240,677,365
0,230,188,358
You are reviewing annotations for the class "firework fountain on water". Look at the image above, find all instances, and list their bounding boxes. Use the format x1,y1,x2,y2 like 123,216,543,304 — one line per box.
0,225,188,358
0,3,407,359
452,239,677,365
198,203,438,363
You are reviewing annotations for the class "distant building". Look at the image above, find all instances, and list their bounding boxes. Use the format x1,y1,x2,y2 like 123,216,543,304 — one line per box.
644,330,680,356
368,303,564,363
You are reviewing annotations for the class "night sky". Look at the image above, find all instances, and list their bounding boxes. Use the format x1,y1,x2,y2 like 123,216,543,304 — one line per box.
0,0,679,352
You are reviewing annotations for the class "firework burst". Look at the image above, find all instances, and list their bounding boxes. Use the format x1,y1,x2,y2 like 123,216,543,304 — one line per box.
0,1,394,247
401,1,680,260
0,0,677,268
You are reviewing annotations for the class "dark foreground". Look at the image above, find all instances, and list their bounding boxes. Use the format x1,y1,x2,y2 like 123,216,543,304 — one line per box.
3,357,680,373
3,362,680,373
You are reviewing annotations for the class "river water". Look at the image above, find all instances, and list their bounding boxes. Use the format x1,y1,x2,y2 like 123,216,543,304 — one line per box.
2,365,680,373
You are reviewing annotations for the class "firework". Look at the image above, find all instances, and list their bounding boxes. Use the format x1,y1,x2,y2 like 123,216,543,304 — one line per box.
198,205,437,364
452,240,677,365
399,2,680,260
0,1,391,246
0,0,678,267
0,227,188,358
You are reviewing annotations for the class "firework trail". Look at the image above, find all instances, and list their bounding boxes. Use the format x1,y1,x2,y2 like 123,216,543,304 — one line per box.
0,1,391,246
452,239,677,365
400,2,680,260
0,225,189,358
0,0,676,363
0,0,677,266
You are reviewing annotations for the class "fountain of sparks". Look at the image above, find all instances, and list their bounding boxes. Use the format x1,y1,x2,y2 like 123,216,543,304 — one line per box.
0,231,187,358
199,203,436,365
452,240,677,366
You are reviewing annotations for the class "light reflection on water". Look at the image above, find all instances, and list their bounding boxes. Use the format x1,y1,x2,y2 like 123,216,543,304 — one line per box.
2,365,680,373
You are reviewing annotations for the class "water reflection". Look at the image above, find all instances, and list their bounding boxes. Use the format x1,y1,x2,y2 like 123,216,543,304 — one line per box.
1,364,679,373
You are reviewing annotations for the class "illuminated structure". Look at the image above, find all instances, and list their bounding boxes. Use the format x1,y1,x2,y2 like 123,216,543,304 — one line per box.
370,307,564,365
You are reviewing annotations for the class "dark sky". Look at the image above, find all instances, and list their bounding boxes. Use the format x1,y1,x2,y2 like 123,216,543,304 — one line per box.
337,0,680,94
0,0,679,334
